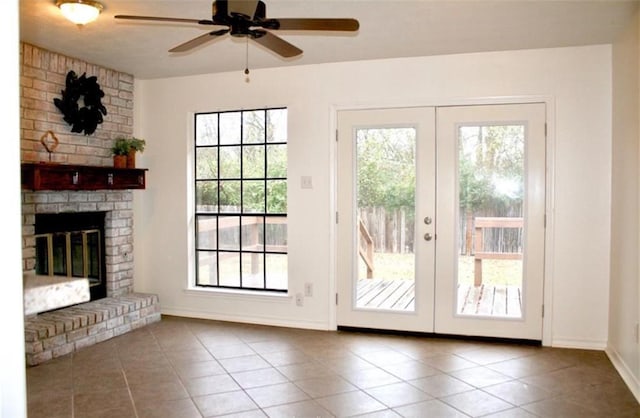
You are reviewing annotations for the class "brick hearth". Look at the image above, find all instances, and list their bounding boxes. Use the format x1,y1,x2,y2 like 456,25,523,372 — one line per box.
20,190,162,366
24,293,160,366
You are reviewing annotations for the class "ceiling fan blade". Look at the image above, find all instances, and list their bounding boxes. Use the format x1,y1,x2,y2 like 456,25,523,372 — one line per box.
252,31,302,58
169,29,229,53
228,0,260,18
114,15,215,25
274,18,359,31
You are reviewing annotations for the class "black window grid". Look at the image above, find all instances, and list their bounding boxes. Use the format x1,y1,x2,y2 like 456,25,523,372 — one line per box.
194,108,287,292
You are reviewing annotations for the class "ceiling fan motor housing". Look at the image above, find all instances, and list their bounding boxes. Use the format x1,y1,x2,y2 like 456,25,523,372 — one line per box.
212,0,266,20
212,0,269,37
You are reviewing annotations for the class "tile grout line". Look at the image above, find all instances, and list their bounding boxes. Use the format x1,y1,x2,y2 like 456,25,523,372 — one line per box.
71,353,75,418
120,368,139,418
158,321,208,418
201,327,289,416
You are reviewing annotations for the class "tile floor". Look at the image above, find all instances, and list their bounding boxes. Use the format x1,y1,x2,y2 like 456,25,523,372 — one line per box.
27,315,639,417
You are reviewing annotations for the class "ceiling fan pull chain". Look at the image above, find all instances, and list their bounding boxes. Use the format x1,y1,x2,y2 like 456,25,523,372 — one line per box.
244,37,251,81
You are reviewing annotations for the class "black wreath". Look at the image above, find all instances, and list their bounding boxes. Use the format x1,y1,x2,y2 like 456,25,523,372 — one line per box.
53,71,107,135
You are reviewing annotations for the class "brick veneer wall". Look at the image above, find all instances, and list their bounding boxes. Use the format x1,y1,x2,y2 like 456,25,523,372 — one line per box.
20,42,134,165
20,43,137,296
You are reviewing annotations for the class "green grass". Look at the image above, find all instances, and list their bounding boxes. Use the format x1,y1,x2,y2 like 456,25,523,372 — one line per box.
358,252,522,286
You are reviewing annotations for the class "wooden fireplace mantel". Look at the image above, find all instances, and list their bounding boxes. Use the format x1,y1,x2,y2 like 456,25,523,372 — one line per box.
21,162,147,191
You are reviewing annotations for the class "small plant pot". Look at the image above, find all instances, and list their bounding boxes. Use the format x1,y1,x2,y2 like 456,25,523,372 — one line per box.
127,150,136,168
114,155,127,168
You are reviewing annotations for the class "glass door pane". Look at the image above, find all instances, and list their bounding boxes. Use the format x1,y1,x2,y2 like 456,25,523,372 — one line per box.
434,103,545,341
355,128,416,311
456,125,525,318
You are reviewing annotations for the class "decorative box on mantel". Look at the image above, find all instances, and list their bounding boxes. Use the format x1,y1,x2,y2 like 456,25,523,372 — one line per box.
21,162,147,191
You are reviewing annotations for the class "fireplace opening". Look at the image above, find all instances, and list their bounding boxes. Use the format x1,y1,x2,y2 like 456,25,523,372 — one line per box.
35,212,107,301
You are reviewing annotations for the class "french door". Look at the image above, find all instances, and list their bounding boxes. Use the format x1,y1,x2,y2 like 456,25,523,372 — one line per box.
336,103,546,340
337,107,436,332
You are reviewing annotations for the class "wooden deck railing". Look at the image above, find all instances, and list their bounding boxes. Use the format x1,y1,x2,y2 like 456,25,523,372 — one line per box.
473,217,523,286
199,216,287,274
359,218,375,278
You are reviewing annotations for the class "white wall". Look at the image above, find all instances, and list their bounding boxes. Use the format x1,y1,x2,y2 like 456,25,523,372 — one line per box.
134,45,612,347
608,9,640,401
1,1,26,416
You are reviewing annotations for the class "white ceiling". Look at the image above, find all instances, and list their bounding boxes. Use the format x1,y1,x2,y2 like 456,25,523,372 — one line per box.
20,0,638,80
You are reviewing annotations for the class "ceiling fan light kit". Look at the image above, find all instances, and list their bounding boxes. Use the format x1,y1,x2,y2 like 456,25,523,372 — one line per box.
57,0,104,25
115,0,359,59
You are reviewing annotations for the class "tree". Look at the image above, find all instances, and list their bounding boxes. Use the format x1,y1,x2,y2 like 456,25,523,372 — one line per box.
356,128,415,211
458,125,525,254
355,128,416,253
195,110,287,214
458,125,524,212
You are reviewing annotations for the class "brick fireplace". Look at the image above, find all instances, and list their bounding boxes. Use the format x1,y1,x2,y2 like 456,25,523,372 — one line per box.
21,189,161,366
22,190,135,298
20,44,160,366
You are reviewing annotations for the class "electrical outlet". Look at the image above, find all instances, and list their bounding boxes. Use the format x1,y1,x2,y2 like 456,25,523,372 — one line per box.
295,293,304,307
301,176,313,189
304,282,313,297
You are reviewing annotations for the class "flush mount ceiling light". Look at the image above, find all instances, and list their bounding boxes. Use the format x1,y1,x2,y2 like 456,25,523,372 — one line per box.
56,0,104,25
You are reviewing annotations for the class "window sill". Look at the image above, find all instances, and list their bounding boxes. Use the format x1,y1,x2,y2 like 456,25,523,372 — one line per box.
183,286,291,303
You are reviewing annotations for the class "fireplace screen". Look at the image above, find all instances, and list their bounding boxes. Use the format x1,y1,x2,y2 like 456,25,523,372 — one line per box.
35,212,107,300
35,230,101,283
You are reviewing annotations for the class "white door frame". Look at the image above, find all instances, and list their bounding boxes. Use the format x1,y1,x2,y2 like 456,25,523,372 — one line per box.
329,96,556,346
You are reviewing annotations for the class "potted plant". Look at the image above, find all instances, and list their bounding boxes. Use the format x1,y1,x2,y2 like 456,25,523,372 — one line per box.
111,137,146,168
111,138,131,168
126,137,146,168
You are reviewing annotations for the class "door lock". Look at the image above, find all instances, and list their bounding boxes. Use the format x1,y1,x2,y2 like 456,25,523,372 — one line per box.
424,216,432,225
424,233,433,241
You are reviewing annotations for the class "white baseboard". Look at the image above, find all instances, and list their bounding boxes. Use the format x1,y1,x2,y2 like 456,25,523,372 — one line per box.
551,338,607,350
161,306,331,331
606,345,640,403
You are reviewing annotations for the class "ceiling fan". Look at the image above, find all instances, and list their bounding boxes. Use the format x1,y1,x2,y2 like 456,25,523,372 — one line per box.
114,0,359,58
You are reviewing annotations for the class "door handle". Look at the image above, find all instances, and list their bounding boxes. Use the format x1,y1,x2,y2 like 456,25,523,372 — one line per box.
424,233,433,241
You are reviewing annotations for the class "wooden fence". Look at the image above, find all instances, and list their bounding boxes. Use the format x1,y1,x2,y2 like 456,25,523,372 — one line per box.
359,206,523,256
358,207,414,254
460,205,523,255
472,217,523,286
358,206,524,285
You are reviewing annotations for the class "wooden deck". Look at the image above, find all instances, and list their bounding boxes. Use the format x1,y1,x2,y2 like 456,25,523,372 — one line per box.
457,283,522,317
356,279,522,318
356,279,415,310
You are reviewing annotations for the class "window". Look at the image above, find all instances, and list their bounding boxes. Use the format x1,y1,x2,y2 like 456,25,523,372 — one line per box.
194,108,287,292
